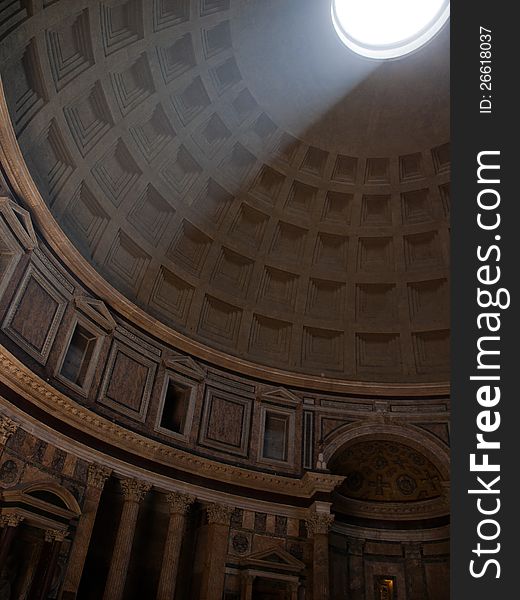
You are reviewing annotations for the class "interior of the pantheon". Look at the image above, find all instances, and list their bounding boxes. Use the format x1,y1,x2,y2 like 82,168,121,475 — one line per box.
0,1,450,598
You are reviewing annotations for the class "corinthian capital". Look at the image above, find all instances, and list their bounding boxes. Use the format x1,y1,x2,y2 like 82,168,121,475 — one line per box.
45,528,68,543
206,503,234,526
0,415,17,445
166,492,195,515
120,479,151,503
305,512,334,536
0,513,24,528
87,464,112,490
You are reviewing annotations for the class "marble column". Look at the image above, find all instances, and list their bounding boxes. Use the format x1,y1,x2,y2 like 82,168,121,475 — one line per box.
0,417,20,573
29,528,68,600
0,513,24,571
199,503,234,600
347,537,365,600
240,572,254,600
156,492,195,600
60,463,112,599
404,543,427,600
102,478,150,600
290,581,299,600
306,511,334,600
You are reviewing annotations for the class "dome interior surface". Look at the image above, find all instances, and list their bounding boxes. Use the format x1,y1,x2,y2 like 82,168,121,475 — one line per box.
0,0,450,382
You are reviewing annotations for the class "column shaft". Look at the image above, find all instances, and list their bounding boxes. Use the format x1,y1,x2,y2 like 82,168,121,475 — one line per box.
60,465,111,599
37,540,61,600
0,514,23,571
102,479,150,600
28,530,66,600
290,581,299,600
0,525,16,569
156,493,194,600
199,504,233,600
240,573,253,600
306,511,334,600
312,533,330,600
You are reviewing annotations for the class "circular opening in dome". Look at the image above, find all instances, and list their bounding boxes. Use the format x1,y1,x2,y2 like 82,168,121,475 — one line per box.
331,0,450,60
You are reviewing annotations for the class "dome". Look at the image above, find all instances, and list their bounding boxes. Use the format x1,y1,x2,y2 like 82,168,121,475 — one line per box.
0,3,450,599
0,0,449,384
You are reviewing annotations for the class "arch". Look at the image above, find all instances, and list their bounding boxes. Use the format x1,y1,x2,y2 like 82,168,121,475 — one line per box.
12,480,81,516
323,422,450,481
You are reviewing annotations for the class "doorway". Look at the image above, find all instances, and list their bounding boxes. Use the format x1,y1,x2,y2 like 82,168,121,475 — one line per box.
252,577,291,600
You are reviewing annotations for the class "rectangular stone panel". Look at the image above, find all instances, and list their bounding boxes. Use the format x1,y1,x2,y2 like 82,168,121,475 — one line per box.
97,340,157,421
2,265,66,363
199,386,252,456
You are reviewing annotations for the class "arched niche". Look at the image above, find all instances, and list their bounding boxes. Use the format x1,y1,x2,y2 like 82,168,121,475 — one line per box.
324,423,449,522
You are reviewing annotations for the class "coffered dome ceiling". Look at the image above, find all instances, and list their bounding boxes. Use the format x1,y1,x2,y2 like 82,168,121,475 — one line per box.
0,0,450,382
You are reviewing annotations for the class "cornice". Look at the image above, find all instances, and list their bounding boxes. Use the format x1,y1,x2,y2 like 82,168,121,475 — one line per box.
0,345,343,500
334,495,449,521
332,521,450,543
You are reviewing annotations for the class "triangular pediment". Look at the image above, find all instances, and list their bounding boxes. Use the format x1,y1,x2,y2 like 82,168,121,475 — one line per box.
0,197,37,250
263,553,288,564
243,546,305,572
74,295,116,332
261,387,300,406
163,354,206,381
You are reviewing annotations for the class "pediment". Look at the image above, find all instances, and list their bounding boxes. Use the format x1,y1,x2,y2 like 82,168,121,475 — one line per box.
260,387,300,407
0,196,37,250
2,479,81,517
74,295,116,332
163,354,206,381
243,546,305,572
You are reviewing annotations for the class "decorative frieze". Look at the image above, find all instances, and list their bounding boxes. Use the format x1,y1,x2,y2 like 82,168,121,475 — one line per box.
0,347,446,508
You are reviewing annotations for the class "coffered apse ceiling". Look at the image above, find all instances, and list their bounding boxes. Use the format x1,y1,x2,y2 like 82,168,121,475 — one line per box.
332,440,443,503
0,0,450,383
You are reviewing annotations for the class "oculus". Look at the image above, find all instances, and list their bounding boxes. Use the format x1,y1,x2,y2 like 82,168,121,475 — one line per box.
331,0,450,59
